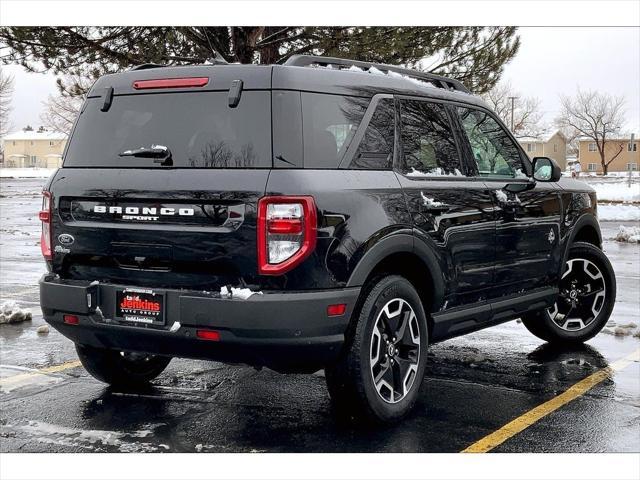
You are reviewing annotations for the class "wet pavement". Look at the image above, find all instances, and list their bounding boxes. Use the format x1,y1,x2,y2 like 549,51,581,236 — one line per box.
1,178,639,453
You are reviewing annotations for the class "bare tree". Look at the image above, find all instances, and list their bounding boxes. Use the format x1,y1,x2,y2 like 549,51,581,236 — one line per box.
557,88,626,175
39,76,89,134
482,81,545,139
0,69,14,138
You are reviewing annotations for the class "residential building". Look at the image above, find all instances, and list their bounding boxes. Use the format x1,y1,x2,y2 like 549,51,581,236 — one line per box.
578,136,639,174
1,129,67,168
518,130,567,170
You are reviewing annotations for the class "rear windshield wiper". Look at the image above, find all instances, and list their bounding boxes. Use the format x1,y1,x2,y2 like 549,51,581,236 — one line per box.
118,145,173,166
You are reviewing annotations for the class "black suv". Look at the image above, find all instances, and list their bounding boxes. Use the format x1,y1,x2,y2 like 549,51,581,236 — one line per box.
39,55,616,422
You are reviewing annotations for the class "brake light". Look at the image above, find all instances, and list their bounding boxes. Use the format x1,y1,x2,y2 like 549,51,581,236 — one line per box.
63,314,79,325
196,329,221,341
132,77,209,90
327,304,347,317
40,191,52,260
257,196,317,275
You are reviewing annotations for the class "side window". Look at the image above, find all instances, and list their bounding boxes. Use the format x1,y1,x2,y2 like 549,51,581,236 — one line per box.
301,93,367,168
348,98,395,170
399,100,462,176
457,107,525,178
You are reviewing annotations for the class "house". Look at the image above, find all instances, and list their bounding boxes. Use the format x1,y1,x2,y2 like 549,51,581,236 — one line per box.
578,136,639,174
1,129,67,168
517,131,567,170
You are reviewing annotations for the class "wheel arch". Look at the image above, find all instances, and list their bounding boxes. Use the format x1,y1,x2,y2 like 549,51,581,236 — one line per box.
346,232,445,318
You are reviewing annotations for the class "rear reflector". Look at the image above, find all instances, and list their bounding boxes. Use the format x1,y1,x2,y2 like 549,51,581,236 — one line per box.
132,77,209,90
327,304,347,317
63,315,79,325
196,329,221,341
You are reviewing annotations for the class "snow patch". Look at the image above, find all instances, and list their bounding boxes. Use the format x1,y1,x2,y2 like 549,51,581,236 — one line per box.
36,325,50,335
494,190,508,203
0,168,57,179
0,301,32,324
406,167,463,177
614,225,640,243
420,192,444,208
220,286,262,300
598,204,640,221
591,182,640,203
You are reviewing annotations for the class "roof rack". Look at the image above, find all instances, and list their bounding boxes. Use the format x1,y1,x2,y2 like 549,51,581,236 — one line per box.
284,55,470,94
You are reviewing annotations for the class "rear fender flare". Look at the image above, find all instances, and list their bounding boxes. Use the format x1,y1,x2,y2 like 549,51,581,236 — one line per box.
346,232,445,310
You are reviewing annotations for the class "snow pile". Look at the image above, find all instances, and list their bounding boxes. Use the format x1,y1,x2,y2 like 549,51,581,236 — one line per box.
603,322,639,337
495,190,508,203
598,204,640,221
406,167,463,177
0,168,57,179
614,225,640,243
0,301,32,324
591,182,640,203
220,286,262,300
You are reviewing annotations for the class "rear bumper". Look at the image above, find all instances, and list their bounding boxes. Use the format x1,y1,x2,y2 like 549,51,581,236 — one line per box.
39,275,360,372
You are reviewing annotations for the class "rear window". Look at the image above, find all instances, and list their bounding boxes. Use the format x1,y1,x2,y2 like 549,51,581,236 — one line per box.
64,91,272,168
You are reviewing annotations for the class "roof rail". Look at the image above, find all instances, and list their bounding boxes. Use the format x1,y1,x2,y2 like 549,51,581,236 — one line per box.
283,55,470,94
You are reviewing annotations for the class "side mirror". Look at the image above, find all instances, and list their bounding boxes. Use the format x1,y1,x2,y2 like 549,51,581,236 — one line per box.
532,157,562,182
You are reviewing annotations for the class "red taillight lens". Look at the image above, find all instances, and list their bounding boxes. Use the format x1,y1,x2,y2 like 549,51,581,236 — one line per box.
257,196,317,276
196,329,221,341
40,191,52,261
132,77,209,90
327,304,347,317
63,314,79,325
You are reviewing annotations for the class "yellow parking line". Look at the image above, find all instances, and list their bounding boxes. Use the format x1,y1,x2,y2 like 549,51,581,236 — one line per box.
0,360,82,388
461,348,640,453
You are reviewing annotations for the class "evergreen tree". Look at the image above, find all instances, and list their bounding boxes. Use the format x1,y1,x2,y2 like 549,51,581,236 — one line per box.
0,27,519,95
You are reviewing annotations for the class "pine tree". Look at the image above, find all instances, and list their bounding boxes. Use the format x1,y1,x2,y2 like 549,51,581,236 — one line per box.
0,27,519,95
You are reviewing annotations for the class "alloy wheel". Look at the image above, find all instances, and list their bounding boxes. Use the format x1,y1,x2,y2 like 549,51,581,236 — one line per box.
369,298,421,404
548,258,606,332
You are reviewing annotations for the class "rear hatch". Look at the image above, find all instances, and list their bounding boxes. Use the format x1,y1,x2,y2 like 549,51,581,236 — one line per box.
48,66,273,291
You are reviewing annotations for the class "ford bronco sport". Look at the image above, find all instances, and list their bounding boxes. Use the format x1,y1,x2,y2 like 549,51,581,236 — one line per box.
39,55,616,423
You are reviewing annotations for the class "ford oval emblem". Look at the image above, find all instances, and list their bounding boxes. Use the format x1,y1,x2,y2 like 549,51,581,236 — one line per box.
58,233,75,246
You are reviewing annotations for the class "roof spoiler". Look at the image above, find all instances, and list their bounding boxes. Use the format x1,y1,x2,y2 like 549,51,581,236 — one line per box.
283,55,470,94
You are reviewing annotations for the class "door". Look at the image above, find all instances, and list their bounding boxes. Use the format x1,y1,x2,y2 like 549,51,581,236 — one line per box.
454,105,563,298
394,98,496,308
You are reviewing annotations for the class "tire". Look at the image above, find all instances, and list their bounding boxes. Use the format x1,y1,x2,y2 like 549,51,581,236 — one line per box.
522,241,616,344
76,344,171,387
325,275,429,424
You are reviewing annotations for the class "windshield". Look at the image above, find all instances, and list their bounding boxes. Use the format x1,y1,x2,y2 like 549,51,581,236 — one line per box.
64,91,272,168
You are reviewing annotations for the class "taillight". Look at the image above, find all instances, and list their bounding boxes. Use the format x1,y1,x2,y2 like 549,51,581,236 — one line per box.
257,196,317,275
40,191,52,260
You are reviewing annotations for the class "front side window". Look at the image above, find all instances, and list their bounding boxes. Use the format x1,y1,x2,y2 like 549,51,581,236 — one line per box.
399,100,461,176
301,93,366,168
457,107,525,178
348,98,395,170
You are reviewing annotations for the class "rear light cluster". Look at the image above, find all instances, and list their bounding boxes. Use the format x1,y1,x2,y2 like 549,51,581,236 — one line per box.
39,191,52,260
257,196,317,275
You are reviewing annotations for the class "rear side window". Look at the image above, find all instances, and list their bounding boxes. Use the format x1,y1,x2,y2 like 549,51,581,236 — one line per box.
348,98,395,170
301,93,366,168
64,91,271,168
399,100,462,176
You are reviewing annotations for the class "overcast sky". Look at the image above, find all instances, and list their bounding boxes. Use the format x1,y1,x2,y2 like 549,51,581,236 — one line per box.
2,27,639,134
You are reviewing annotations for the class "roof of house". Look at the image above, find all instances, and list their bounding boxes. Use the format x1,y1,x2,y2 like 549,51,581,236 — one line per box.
578,134,638,142
2,130,67,141
517,130,566,144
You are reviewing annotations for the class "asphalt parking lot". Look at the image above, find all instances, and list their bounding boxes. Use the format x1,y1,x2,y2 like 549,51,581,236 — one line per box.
1,178,638,453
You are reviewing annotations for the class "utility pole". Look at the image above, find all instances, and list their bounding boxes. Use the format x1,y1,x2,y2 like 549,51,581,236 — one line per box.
629,133,635,187
508,96,518,132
